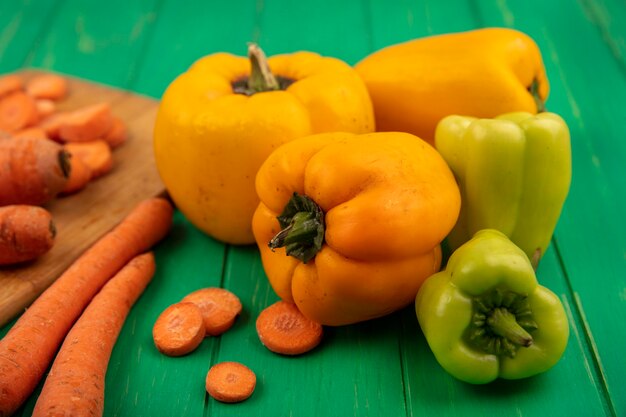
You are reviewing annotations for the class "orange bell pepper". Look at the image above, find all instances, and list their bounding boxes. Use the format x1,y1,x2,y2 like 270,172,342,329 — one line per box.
252,132,461,326
154,45,374,244
355,28,549,145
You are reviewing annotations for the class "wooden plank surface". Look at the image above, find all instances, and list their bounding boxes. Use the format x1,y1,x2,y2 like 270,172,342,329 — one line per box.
0,70,165,327
1,1,625,416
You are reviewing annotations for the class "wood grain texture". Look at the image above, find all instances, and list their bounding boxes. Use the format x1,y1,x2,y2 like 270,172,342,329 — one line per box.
0,70,165,327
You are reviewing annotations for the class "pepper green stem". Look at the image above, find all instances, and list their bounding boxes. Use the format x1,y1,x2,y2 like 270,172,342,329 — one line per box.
247,43,279,93
487,307,534,348
269,192,325,264
469,289,538,357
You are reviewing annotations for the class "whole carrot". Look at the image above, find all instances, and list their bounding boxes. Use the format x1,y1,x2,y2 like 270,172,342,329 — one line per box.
31,252,156,417
0,197,172,416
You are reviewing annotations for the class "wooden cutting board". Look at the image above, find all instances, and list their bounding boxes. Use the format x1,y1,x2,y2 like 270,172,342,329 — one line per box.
0,70,166,327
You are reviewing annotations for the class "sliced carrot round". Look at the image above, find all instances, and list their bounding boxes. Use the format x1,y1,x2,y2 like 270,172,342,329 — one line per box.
256,300,323,355
152,302,206,357
181,288,242,336
205,361,256,403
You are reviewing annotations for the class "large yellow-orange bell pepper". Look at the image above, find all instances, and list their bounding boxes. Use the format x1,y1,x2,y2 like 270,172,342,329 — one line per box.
355,28,549,145
252,132,461,326
154,45,374,244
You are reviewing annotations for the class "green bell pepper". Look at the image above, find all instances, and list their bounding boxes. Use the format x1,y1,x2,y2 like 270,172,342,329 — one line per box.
435,111,571,267
415,229,569,384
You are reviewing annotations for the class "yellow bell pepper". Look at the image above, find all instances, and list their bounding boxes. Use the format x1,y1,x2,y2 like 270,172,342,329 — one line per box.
355,28,549,145
252,131,461,326
154,45,375,244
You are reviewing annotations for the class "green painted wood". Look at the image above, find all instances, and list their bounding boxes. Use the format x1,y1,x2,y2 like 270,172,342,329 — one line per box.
367,0,479,46
0,0,63,73
256,0,371,64
474,1,626,415
27,0,161,88
131,0,260,98
1,1,626,416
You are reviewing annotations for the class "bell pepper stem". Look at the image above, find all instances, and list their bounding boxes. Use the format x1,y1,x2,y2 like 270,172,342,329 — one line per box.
269,193,325,264
470,289,538,357
247,43,279,93
487,307,534,348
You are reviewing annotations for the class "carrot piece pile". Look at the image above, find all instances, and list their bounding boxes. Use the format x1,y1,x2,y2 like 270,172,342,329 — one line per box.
0,71,132,267
0,72,129,199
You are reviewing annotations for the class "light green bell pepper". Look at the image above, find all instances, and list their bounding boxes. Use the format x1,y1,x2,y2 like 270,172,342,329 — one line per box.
435,111,571,266
415,229,569,384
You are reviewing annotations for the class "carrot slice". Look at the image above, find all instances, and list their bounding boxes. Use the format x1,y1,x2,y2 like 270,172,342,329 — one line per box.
25,73,68,100
13,127,49,140
153,302,206,357
256,301,323,355
181,288,242,336
205,361,256,403
0,75,23,97
38,111,69,140
0,91,39,132
60,152,93,195
64,140,113,179
35,99,56,118
58,102,113,142
103,116,127,148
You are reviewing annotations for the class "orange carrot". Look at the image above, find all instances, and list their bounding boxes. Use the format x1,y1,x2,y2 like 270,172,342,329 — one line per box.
152,302,206,357
0,205,56,265
0,136,71,206
38,111,70,140
60,152,93,195
0,74,23,97
35,99,56,118
0,91,39,132
64,140,113,179
58,102,113,143
0,197,173,416
205,362,256,403
14,127,49,140
102,116,127,148
31,252,156,417
181,288,242,336
25,73,68,101
256,301,323,355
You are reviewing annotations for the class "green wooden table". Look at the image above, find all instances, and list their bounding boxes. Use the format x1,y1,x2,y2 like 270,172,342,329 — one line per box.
1,1,625,416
